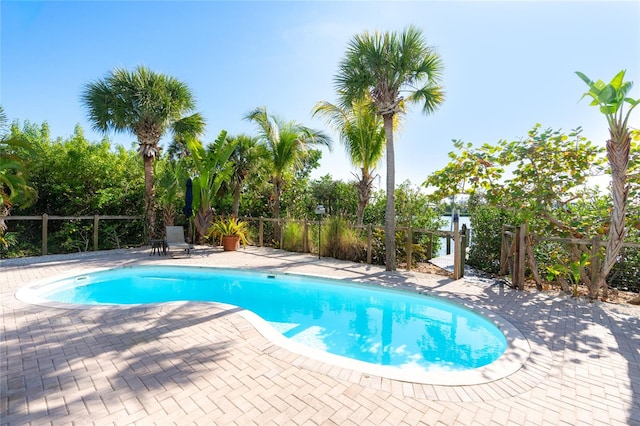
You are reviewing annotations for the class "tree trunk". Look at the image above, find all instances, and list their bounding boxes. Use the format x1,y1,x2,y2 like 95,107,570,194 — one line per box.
162,204,176,227
383,115,396,271
232,183,241,217
273,178,282,243
356,168,373,227
143,155,156,238
194,206,213,243
594,133,630,299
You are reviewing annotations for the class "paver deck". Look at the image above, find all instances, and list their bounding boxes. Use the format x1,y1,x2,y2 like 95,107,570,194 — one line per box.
428,254,455,273
1,246,639,425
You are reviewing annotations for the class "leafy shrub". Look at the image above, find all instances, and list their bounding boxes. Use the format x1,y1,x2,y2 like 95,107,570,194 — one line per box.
607,247,639,292
467,195,516,273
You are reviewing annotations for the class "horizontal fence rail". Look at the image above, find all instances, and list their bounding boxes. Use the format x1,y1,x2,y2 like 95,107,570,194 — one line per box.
2,214,470,277
501,224,639,290
239,216,469,277
1,214,142,255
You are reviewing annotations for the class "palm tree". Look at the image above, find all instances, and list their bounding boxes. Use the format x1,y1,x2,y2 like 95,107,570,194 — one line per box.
81,66,205,237
335,26,445,271
227,134,269,217
245,106,331,240
312,98,385,226
577,70,639,299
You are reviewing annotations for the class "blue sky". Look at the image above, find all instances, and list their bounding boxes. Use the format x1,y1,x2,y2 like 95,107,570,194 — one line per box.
2,1,639,189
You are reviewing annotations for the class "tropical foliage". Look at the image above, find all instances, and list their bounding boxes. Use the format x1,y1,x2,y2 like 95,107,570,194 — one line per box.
4,52,639,297
576,70,639,298
227,134,269,216
334,25,445,270
245,106,331,239
312,98,385,225
82,66,205,237
185,130,236,241
424,125,605,231
0,107,36,214
206,216,251,247
0,106,36,248
320,216,365,262
1,121,145,256
424,123,640,295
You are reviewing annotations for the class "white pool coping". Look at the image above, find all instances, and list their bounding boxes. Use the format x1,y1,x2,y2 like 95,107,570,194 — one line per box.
15,265,531,386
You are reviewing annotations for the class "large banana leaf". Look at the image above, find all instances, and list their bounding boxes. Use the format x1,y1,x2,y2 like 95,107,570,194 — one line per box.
186,130,236,239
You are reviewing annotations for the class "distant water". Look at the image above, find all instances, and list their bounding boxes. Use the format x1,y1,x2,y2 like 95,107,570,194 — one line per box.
435,215,471,257
439,215,471,232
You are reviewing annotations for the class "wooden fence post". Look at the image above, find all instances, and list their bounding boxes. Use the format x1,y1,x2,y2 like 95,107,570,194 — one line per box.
303,220,308,253
513,227,520,288
590,236,601,284
279,219,284,248
93,215,99,251
453,219,461,280
514,223,526,290
42,213,48,255
500,225,508,275
259,217,264,247
460,225,468,278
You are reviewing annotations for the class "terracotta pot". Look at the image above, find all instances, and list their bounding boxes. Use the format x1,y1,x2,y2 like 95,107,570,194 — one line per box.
222,235,240,251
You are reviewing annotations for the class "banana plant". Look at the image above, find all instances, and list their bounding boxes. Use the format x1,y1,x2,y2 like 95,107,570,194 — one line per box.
547,252,591,298
186,130,237,241
576,70,639,299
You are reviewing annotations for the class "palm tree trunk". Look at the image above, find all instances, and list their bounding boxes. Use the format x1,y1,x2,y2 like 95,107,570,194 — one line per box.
383,115,396,271
273,179,282,243
232,183,242,217
356,168,373,227
195,206,213,243
143,155,156,238
594,133,630,299
162,204,176,227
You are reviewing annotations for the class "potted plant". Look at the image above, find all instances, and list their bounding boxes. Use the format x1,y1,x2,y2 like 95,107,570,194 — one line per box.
206,216,251,251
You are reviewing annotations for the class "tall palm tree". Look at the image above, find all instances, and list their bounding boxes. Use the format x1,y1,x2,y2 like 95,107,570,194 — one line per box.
312,98,385,226
335,26,445,271
245,106,331,239
81,66,205,237
227,134,269,217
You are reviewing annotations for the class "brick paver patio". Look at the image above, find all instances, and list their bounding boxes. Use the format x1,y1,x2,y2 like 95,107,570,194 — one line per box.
1,246,639,425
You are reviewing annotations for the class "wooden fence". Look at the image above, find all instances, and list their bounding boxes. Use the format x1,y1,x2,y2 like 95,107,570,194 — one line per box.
2,214,469,277
0,214,141,255
240,216,469,277
501,224,640,289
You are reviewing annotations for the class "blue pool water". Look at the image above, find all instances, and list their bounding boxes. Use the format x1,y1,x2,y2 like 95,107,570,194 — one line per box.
40,266,507,371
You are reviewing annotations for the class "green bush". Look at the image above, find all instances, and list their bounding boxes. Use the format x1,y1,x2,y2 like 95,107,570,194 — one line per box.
467,196,516,273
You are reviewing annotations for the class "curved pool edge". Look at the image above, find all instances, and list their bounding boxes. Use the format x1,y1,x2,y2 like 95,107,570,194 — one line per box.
240,304,530,386
15,265,532,387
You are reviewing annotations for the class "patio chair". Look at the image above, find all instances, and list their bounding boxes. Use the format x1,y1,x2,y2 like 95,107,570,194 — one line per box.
165,226,193,256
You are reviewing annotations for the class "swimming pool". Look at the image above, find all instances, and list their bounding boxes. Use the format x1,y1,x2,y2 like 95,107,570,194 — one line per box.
18,265,525,384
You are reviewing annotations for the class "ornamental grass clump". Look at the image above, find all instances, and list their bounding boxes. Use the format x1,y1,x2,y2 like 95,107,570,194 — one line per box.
282,221,305,252
321,217,365,262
